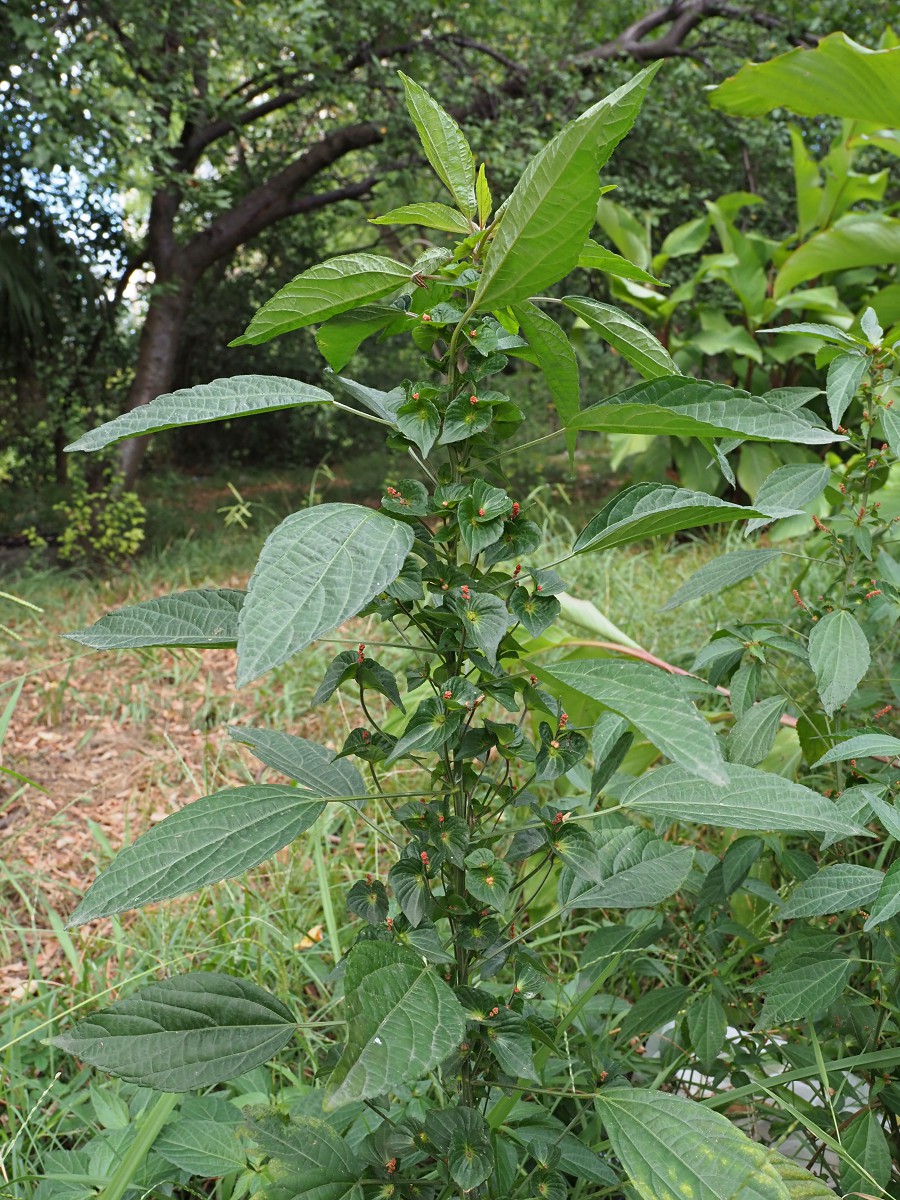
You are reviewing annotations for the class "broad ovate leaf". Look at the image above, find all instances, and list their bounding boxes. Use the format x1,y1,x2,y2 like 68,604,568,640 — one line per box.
574,483,761,554
807,608,870,717
564,296,677,380
65,588,244,650
621,763,867,837
324,943,466,1110
227,726,365,798
51,973,296,1091
248,1112,364,1200
745,463,831,534
231,255,411,346
539,658,728,785
826,352,868,429
597,1088,792,1200
399,73,476,216
474,64,659,311
66,377,331,452
780,865,883,918
68,785,328,925
237,504,413,685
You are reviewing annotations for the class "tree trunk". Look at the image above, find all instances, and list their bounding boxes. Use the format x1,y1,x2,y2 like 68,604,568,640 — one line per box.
119,276,195,489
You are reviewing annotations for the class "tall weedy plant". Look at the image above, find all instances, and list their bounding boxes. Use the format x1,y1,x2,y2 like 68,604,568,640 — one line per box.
55,65,900,1198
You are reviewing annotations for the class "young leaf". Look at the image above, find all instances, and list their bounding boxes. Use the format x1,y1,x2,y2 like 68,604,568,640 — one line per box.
68,785,327,925
324,942,466,1110
540,658,729,785
231,255,411,346
807,608,870,717
438,393,497,444
386,698,463,763
780,865,883,918
509,586,561,637
745,463,831,534
426,1107,494,1190
67,377,332,453
389,858,433,925
453,591,509,664
65,588,244,650
573,378,836,444
597,1088,790,1200
236,504,413,686
621,763,867,837
513,302,580,459
574,484,760,555
757,957,852,1026
347,878,389,924
51,973,296,1091
396,394,440,456
474,65,659,311
475,163,492,226
399,73,476,216
563,297,678,380
370,202,472,234
661,549,781,611
484,1014,536,1079
826,351,868,429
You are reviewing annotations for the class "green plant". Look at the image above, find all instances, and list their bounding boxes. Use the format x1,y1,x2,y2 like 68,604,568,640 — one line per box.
50,63,900,1199
24,468,146,569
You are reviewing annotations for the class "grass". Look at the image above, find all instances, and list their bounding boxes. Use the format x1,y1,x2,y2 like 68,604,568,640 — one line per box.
1,463,896,1197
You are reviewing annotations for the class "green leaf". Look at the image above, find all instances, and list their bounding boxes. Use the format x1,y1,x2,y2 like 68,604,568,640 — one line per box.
313,650,404,710
452,590,509,664
864,860,900,930
509,586,561,637
386,697,462,763
476,163,492,226
65,588,244,650
726,697,787,767
155,1117,246,1177
780,865,884,918
370,202,471,234
616,985,690,1044
807,609,870,717
65,377,332,453
758,957,852,1026
248,1112,364,1200
236,504,413,685
485,1013,536,1079
465,850,513,909
438,392,497,444
227,726,365,798
51,973,296,1091
513,302,580,460
332,375,404,423
621,763,867,837
687,994,727,1068
564,296,677,380
324,942,467,1110
826,352,868,429
758,321,860,349
231,255,411,346
399,74,476,216
709,32,900,126
68,785,326,925
774,218,900,300
662,550,781,611
474,65,659,311
767,1155,834,1199
389,858,432,925
597,1088,791,1200
396,394,440,456
574,483,761,555
841,1110,893,1196
346,878,389,924
315,305,400,372
745,464,832,534
577,239,661,284
426,1107,494,1190
540,658,729,785
814,733,900,765
573,378,835,444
